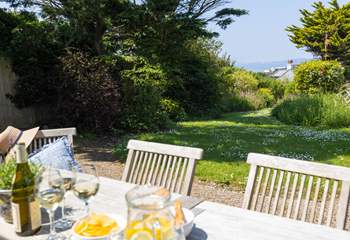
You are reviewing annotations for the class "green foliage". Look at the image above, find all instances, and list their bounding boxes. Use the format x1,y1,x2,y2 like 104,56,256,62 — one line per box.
119,57,170,132
0,10,63,107
294,60,345,94
256,73,288,100
113,109,350,188
257,88,274,107
57,50,121,131
287,0,350,66
284,80,298,96
164,39,225,116
0,1,248,132
227,69,258,93
272,94,350,128
160,99,186,122
0,159,40,189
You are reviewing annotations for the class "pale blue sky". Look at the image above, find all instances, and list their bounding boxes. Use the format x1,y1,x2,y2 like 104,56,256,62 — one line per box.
209,0,348,64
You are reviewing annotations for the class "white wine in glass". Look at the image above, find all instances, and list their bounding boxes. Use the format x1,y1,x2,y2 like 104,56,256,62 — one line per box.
53,167,77,230
72,163,99,215
37,168,65,240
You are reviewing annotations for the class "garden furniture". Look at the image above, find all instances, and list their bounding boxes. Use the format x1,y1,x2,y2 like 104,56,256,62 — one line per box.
243,152,350,230
1,175,350,239
28,128,77,154
122,140,203,195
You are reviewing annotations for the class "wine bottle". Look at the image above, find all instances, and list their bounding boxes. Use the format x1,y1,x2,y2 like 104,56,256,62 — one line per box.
11,143,41,236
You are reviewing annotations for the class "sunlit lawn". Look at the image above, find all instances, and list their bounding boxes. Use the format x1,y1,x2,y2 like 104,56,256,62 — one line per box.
113,109,350,190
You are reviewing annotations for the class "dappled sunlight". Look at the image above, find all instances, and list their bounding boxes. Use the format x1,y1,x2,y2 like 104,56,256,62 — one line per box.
113,110,350,189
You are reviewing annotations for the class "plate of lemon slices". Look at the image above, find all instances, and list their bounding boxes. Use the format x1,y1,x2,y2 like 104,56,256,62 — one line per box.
71,213,126,240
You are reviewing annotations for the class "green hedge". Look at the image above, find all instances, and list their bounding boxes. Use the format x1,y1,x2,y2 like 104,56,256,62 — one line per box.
294,60,345,94
272,94,350,128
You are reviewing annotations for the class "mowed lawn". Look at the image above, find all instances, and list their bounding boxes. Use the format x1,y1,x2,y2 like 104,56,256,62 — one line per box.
113,109,350,190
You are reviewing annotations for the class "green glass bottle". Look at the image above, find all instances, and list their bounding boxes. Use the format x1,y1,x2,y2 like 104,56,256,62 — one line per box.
11,143,41,236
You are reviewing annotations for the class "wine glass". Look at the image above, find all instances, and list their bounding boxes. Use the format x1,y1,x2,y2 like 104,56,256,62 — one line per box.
54,166,77,229
36,167,66,240
72,163,99,216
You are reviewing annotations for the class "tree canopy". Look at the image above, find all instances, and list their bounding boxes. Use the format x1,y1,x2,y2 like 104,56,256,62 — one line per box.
286,0,350,66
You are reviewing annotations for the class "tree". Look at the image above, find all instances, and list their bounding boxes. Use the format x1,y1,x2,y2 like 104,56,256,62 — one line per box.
286,0,350,66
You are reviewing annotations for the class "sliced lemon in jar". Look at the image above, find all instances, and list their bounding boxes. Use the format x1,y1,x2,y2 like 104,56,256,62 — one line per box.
129,230,154,240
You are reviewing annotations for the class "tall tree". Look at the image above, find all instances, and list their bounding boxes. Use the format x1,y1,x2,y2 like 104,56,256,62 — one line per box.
286,0,350,66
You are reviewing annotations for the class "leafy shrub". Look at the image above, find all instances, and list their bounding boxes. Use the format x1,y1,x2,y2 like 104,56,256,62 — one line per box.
227,69,258,93
272,94,350,128
223,91,267,112
294,60,345,94
119,57,170,132
257,88,274,107
160,99,186,121
256,74,288,100
58,50,121,131
284,80,298,97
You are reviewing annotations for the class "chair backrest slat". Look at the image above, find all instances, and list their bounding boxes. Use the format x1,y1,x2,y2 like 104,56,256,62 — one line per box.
29,128,76,154
243,153,350,230
122,140,203,195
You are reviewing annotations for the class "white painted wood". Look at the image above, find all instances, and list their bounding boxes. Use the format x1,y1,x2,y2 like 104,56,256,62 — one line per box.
248,153,350,182
318,179,330,224
294,174,306,220
287,173,299,218
244,153,350,229
336,181,350,229
251,167,264,211
272,170,284,215
280,171,291,217
242,164,258,209
29,128,77,153
258,168,271,212
302,176,313,221
122,140,203,195
266,169,277,213
310,177,322,223
127,140,203,159
327,180,338,226
2,176,350,240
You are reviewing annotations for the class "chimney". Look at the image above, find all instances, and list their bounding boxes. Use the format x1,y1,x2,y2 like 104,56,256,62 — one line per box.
287,59,293,70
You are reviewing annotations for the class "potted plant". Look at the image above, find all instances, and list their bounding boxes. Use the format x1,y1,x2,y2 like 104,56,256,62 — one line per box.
0,159,40,223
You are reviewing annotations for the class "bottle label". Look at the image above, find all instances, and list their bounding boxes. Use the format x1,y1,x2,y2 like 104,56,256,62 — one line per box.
29,200,41,230
11,199,41,232
11,202,21,232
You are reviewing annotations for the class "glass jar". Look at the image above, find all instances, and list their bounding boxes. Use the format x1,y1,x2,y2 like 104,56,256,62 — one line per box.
125,185,183,240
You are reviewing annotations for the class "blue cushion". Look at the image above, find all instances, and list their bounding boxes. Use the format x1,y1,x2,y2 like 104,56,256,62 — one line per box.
29,137,81,171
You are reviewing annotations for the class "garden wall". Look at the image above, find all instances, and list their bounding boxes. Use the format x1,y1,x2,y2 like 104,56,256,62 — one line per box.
0,58,42,131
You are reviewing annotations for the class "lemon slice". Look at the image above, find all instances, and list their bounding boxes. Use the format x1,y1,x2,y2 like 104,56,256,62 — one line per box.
130,230,154,240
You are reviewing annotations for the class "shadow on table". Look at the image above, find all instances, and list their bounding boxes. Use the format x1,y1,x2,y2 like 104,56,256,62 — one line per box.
35,206,76,236
187,224,208,240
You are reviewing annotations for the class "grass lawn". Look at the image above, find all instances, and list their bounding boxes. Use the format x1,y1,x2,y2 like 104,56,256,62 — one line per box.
113,109,350,190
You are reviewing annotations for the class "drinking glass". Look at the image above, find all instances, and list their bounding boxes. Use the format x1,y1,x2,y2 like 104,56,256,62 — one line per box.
72,163,99,215
36,167,66,240
54,166,77,229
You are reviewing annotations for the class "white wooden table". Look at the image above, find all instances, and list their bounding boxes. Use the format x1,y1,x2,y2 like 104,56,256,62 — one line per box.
1,177,350,240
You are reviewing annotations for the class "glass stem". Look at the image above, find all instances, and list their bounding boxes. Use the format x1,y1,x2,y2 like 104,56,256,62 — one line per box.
84,201,90,216
61,195,66,220
48,210,56,235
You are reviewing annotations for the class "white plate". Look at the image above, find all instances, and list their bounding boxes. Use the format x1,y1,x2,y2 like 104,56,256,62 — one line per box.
71,213,127,240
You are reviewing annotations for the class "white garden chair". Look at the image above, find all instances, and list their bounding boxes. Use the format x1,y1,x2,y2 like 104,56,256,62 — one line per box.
243,153,350,230
122,140,203,196
28,128,77,154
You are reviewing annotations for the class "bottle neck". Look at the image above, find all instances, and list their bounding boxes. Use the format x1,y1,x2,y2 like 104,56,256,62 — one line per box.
15,144,28,164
